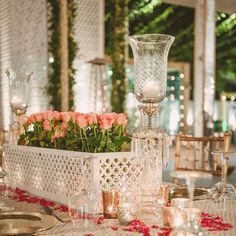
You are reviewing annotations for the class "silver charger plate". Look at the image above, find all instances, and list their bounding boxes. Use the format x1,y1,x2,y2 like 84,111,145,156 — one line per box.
0,211,58,235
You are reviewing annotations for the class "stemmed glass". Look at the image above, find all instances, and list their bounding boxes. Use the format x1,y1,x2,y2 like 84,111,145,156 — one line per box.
68,156,99,227
209,151,236,203
172,170,212,207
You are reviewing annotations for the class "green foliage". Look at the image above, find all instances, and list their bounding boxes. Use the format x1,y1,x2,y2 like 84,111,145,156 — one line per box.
106,2,236,97
107,0,128,113
47,0,78,111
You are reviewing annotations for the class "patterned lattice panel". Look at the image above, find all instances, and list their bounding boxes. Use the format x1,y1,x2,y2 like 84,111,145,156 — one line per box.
3,145,141,205
4,145,94,204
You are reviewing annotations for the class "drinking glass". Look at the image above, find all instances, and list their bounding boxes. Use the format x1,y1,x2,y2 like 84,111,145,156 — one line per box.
171,170,211,235
209,151,236,202
68,156,99,226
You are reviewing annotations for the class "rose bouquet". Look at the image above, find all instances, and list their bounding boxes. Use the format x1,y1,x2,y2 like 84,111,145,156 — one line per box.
18,111,131,152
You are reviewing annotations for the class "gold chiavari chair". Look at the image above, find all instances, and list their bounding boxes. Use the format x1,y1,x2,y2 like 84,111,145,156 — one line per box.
173,132,231,184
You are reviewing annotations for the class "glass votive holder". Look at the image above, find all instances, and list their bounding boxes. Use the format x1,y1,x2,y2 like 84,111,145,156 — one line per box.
158,184,170,206
168,207,187,228
162,206,177,226
117,203,138,225
171,198,190,210
102,189,119,219
184,207,202,224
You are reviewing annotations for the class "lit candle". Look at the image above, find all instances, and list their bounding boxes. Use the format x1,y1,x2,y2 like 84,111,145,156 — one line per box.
117,203,138,225
171,198,190,210
102,189,119,219
10,95,24,108
142,80,159,99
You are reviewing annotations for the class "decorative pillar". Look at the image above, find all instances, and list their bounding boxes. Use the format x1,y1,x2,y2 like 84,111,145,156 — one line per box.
194,0,215,136
59,0,69,111
87,58,107,113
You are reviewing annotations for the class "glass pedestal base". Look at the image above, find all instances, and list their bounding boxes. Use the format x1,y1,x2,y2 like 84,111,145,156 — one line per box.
210,181,236,201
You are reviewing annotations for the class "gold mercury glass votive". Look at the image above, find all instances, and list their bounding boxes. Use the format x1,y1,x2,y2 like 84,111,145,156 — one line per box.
163,206,177,226
102,190,119,219
184,207,202,224
159,184,170,206
168,207,187,228
117,203,138,225
171,198,190,210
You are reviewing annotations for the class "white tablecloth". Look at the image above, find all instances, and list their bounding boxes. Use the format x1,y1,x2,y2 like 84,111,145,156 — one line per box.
1,196,236,236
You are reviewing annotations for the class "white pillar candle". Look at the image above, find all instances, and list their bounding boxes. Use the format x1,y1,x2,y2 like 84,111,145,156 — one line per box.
142,80,159,99
10,95,23,107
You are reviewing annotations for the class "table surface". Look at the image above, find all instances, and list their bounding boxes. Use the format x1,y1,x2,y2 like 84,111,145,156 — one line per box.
1,195,236,236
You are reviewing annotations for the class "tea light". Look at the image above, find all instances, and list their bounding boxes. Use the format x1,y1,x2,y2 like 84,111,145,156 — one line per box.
142,80,159,99
168,207,187,228
184,207,202,224
171,198,190,210
117,203,138,225
102,190,119,219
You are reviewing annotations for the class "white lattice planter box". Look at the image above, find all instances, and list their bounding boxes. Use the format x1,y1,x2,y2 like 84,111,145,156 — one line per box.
3,144,139,205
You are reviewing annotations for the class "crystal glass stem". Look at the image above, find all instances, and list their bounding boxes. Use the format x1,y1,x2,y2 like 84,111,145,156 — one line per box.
221,153,228,190
186,177,195,208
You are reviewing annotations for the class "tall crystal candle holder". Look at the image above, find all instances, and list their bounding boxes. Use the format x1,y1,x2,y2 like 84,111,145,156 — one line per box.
128,34,174,221
7,70,31,144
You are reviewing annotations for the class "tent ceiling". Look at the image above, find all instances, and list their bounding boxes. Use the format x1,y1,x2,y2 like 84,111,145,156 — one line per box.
162,0,236,13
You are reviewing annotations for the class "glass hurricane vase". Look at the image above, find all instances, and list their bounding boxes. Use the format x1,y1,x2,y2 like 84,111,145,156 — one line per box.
128,34,174,220
6,70,32,144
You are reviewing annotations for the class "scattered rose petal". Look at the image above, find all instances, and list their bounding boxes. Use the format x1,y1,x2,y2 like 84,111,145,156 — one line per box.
111,226,119,231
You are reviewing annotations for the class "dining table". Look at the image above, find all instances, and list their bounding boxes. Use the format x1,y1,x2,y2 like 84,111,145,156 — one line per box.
1,188,236,236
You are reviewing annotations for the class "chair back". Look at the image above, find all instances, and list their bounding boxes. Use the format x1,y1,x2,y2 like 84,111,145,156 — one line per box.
174,132,231,181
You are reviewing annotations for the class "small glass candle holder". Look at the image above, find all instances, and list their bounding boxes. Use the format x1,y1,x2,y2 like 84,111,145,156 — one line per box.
168,207,187,228
163,206,177,226
184,207,202,224
158,184,170,206
102,189,119,219
117,203,138,225
171,198,190,210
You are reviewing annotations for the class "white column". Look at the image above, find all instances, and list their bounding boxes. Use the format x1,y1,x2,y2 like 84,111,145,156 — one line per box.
194,0,215,136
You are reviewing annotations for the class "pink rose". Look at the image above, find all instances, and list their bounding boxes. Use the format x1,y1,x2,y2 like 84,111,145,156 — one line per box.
76,114,88,128
86,113,98,125
44,111,54,121
35,112,44,122
69,112,76,122
116,113,128,127
99,118,113,130
43,120,52,131
53,111,61,121
61,112,71,122
51,130,65,142
99,114,114,130
28,114,36,124
61,122,69,131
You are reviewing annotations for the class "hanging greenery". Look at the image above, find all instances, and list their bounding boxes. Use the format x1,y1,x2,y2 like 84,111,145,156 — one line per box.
108,0,128,113
47,0,78,111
